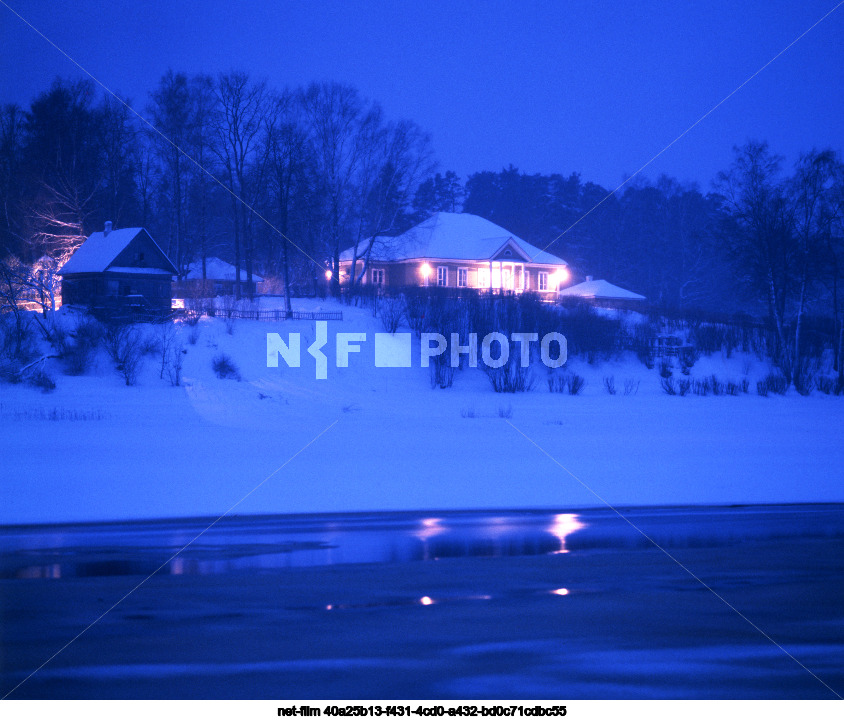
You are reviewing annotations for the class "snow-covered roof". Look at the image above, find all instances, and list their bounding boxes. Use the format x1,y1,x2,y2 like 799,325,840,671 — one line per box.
183,256,264,283
558,278,646,300
106,267,173,275
59,227,177,275
340,213,566,265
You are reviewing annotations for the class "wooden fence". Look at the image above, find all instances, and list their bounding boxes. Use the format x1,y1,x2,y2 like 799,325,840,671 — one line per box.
184,308,343,322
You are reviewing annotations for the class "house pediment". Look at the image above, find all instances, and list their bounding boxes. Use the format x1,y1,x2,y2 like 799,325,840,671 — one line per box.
491,238,533,263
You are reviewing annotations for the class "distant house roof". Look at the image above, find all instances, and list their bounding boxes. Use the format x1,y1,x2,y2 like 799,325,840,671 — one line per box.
183,256,264,283
340,212,567,265
558,278,646,301
59,227,177,275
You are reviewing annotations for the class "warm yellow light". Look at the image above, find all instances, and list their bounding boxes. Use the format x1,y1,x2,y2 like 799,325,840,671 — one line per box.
549,268,569,289
421,263,432,278
419,596,435,606
325,269,333,280
551,588,570,596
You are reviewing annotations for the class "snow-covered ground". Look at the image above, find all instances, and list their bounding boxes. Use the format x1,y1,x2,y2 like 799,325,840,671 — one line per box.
1,298,842,525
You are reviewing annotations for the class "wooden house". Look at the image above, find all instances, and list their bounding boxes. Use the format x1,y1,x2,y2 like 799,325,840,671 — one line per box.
339,212,570,294
174,256,264,298
58,222,177,315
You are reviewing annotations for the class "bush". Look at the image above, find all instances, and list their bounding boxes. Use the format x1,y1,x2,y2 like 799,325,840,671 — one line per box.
623,378,639,396
658,360,673,378
104,324,145,386
548,373,586,395
548,375,567,393
702,374,724,396
378,296,404,334
485,358,533,393
816,376,836,395
167,343,184,386
187,323,201,345
661,377,690,396
61,317,103,376
0,359,22,384
212,353,241,381
678,347,700,375
793,372,815,396
28,367,56,392
757,373,788,397
603,375,616,395
567,373,587,395
429,355,454,389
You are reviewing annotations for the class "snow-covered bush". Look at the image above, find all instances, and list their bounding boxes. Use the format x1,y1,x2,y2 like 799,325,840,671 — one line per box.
104,323,145,386
429,353,454,389
167,343,184,386
557,304,624,361
485,356,534,393
212,353,241,381
0,358,22,384
603,376,616,395
28,367,56,393
661,377,690,396
757,373,788,397
623,378,639,395
566,373,587,396
548,373,586,395
678,347,700,375
217,296,237,334
378,296,404,334
61,316,103,376
815,376,842,395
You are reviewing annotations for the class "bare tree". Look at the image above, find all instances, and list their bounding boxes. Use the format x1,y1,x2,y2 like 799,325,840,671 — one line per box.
715,141,795,365
350,118,434,287
265,90,310,316
789,149,840,382
212,72,269,300
188,74,217,282
0,104,25,254
98,94,138,227
149,70,191,275
300,82,368,295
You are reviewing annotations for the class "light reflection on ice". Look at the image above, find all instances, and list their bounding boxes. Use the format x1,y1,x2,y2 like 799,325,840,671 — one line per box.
547,513,586,554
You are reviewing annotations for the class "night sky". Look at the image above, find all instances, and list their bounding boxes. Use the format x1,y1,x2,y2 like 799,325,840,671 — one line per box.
2,0,842,189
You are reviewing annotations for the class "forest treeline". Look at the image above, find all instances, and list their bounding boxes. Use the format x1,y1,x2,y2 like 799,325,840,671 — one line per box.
1,73,843,343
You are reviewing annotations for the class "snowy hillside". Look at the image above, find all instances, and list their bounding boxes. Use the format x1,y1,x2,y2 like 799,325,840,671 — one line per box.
1,298,842,525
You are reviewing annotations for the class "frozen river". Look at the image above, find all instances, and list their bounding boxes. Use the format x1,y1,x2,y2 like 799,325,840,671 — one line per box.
2,504,843,699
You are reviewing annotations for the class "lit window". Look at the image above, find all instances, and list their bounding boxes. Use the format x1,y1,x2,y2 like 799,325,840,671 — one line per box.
437,266,447,286
538,272,548,291
457,268,468,287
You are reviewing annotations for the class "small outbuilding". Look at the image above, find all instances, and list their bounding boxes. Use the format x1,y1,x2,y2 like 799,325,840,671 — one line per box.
558,276,646,308
58,222,177,316
175,256,264,297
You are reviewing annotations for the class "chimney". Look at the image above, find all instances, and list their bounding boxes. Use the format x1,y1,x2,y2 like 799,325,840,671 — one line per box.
586,275,593,282
104,220,112,236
